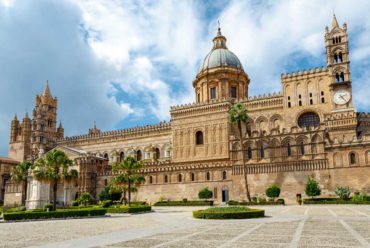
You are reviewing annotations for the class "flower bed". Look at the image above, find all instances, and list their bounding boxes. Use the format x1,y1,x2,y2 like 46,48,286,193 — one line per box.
154,201,213,206
227,199,284,206
107,205,151,213
193,206,265,219
303,198,370,204
3,208,107,221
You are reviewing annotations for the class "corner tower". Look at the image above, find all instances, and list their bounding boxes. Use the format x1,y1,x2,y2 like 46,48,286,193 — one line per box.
325,14,354,112
193,27,250,103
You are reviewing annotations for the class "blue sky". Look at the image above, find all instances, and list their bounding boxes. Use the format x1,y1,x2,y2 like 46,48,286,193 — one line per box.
1,0,370,156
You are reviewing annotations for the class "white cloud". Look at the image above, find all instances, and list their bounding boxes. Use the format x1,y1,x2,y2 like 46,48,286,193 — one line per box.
2,0,370,156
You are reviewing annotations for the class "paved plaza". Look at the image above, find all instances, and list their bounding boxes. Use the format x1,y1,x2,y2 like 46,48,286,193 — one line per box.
2,205,370,248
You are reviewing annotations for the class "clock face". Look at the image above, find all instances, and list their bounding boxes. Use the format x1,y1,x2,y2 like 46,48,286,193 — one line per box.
333,89,351,105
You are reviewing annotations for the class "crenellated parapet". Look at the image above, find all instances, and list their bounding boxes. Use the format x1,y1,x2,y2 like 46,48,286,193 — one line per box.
58,122,171,143
324,111,358,131
242,92,283,111
281,67,328,82
170,99,233,119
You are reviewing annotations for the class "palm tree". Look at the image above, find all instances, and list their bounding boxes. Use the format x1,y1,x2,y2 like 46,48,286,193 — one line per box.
33,150,78,210
112,156,145,205
229,102,251,201
11,161,34,205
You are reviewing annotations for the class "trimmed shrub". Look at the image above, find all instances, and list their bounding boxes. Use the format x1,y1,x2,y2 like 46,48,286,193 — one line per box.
107,205,151,213
3,206,26,213
265,184,281,201
335,186,351,200
303,197,370,204
3,208,107,221
130,201,148,206
198,187,213,201
154,201,213,206
305,177,321,198
182,198,188,203
43,203,54,211
251,197,257,203
193,207,264,219
258,197,267,204
99,185,122,201
71,200,79,207
227,200,284,206
352,193,370,202
100,200,113,208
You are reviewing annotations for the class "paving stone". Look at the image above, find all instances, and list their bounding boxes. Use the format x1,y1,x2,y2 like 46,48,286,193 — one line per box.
107,238,169,247
187,233,237,241
160,240,223,248
299,236,361,247
238,234,293,243
227,242,287,248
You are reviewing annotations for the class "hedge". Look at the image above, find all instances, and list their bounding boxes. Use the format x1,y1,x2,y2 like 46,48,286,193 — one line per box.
227,200,284,206
107,205,151,213
154,201,213,206
303,198,370,204
193,207,265,219
3,208,107,221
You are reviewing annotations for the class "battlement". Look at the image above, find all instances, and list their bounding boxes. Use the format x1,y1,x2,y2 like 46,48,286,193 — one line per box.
242,92,283,111
324,111,358,130
58,122,171,142
281,66,328,81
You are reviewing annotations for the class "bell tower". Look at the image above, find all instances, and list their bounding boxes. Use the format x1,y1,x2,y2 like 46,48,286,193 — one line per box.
30,82,58,160
325,14,354,112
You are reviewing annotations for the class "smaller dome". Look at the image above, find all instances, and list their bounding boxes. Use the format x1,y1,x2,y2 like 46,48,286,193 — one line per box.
199,48,243,72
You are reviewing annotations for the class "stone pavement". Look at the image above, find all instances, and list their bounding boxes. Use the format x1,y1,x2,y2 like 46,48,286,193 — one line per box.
2,205,370,248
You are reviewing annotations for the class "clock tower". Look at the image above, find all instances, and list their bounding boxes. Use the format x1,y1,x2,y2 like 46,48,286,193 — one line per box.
325,14,354,112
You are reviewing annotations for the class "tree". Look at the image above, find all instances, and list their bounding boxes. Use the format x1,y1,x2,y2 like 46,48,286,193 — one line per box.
99,185,122,201
33,149,78,211
228,102,251,201
77,192,94,206
198,187,213,201
265,184,281,201
305,177,321,198
111,156,145,206
11,161,34,205
335,186,350,200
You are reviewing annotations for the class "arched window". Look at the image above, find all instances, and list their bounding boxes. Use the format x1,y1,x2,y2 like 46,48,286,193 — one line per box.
332,38,335,44
298,112,320,130
350,152,356,165
119,152,124,162
164,175,168,183
149,176,153,184
335,73,340,82
191,173,195,181
222,171,227,180
339,52,343,62
340,72,344,82
178,174,182,182
300,142,305,155
104,179,108,186
260,145,265,159
155,148,160,159
196,131,204,145
136,150,142,161
247,147,252,160
104,153,109,160
287,143,292,157
334,54,338,63
206,172,210,181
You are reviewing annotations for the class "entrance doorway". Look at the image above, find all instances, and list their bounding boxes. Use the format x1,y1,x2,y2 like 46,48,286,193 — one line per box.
222,188,229,202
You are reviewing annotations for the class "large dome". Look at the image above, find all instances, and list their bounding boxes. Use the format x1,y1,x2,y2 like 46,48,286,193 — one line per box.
199,48,243,72
198,28,244,73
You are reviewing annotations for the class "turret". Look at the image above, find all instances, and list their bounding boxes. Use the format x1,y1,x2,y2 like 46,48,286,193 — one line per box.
10,114,19,142
57,121,64,138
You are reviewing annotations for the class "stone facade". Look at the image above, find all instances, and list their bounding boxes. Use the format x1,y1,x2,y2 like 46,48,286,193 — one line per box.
5,15,370,206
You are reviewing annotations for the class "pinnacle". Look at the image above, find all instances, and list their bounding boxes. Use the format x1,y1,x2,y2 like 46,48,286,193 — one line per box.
43,80,52,97
332,14,339,29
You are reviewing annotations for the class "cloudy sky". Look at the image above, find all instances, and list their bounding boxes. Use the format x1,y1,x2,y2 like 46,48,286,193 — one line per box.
1,0,370,156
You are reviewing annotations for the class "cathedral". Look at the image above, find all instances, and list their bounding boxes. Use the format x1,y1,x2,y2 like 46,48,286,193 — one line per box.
3,15,370,207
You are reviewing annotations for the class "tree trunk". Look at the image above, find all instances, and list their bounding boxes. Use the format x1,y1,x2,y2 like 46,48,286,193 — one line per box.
128,180,131,206
238,121,251,202
22,180,28,206
53,181,57,211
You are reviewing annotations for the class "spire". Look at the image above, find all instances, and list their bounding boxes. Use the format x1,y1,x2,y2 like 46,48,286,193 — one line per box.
43,80,52,97
93,121,96,129
24,112,29,119
58,121,63,128
212,23,227,50
332,14,339,29
13,114,18,121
